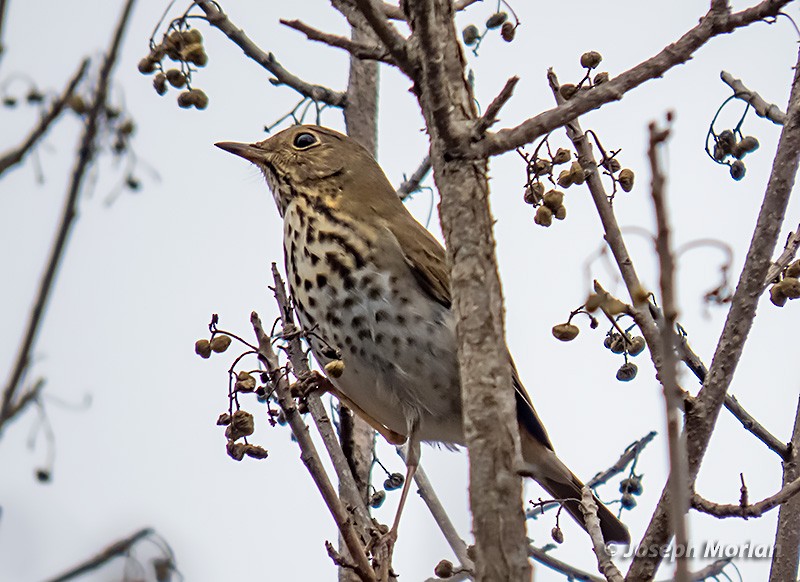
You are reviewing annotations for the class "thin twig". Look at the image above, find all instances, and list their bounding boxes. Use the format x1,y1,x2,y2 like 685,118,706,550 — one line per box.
280,19,393,63
472,76,519,138
43,528,154,582
0,0,135,435
589,431,658,488
581,486,624,582
723,394,790,459
721,70,787,125
194,0,345,107
0,59,89,176
474,0,792,157
396,155,431,199
648,120,690,582
691,475,800,518
251,311,377,582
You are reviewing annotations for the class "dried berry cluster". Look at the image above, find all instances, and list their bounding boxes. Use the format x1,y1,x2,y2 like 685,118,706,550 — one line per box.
558,51,610,101
619,475,643,509
138,27,209,110
552,287,646,382
710,129,759,181
521,146,573,227
769,260,800,307
1,83,44,108
461,3,519,53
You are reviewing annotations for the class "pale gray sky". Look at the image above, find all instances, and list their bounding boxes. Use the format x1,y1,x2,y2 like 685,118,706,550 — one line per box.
1,1,798,581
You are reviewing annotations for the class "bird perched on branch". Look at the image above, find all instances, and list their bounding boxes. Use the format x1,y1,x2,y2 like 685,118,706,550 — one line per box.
216,125,630,545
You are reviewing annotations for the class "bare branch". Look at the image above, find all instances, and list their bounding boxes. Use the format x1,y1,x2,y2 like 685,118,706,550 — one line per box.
352,0,414,75
0,59,89,177
280,19,393,63
648,120,690,582
43,528,155,582
474,0,792,157
581,486,624,582
250,310,377,582
194,0,345,107
396,155,431,199
721,70,787,125
723,394,790,458
472,76,519,138
588,431,657,488
0,0,134,435
692,475,800,518
769,396,800,581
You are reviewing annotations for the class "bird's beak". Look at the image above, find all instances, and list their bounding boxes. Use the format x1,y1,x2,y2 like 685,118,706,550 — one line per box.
215,141,263,163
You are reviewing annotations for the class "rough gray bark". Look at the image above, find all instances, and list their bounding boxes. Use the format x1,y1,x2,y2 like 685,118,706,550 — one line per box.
768,396,800,582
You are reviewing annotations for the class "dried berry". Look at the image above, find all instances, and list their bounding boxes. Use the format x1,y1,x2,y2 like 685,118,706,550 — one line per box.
226,409,255,440
628,336,646,357
616,362,638,382
717,130,735,154
606,333,626,354
226,440,247,461
620,492,637,509
532,158,552,175
568,161,585,185
36,469,51,483
370,490,386,509
552,323,579,342
210,335,232,353
434,560,454,578
729,160,746,181
384,472,405,491
534,205,553,227
235,371,257,393
324,359,345,378
500,21,515,42
602,157,621,173
786,260,800,278
153,73,168,95
190,88,209,110
559,83,578,100
216,413,231,426
26,89,44,104
580,51,603,69
138,57,157,74
554,205,567,220
524,182,544,205
2,96,17,107
778,277,800,299
166,69,186,88
462,24,480,45
68,95,87,114
244,444,269,459
543,189,564,211
770,283,787,307
620,477,643,496
195,339,212,359
734,135,759,158
551,526,564,544
486,12,508,29
594,72,609,85
552,148,571,165
177,90,194,108
618,168,635,192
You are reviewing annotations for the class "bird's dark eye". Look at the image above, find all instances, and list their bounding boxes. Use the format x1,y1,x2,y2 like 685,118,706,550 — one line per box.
293,132,317,149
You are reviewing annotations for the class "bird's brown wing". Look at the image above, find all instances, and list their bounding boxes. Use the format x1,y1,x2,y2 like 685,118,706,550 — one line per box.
386,211,554,451
385,212,452,309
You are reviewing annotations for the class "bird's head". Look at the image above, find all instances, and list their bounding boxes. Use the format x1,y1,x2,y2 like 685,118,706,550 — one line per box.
216,125,386,217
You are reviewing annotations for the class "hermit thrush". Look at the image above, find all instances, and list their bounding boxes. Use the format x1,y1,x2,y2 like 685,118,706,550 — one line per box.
216,125,630,545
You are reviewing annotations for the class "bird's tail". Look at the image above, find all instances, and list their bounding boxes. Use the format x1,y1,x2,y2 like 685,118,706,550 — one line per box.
521,433,630,545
